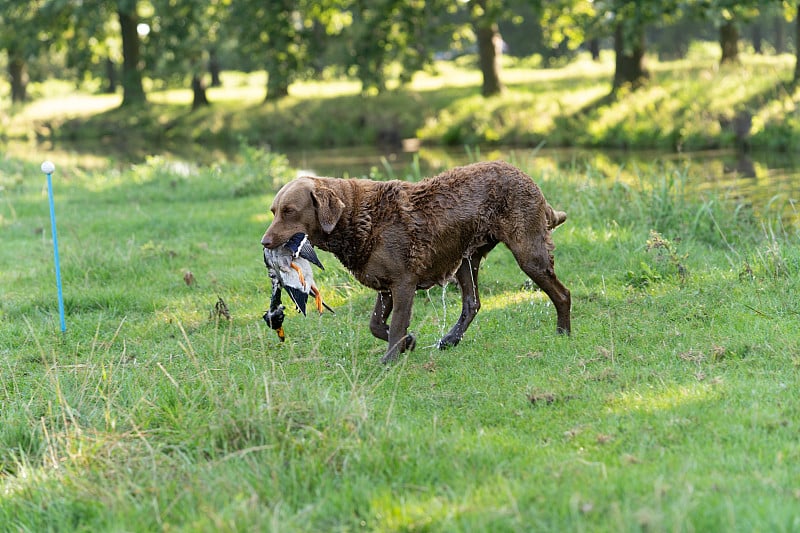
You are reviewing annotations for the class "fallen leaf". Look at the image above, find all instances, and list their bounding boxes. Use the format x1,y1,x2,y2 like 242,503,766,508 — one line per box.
528,392,557,405
596,433,614,444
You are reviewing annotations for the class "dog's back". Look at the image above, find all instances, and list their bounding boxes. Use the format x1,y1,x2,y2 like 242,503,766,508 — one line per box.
405,159,562,241
361,160,564,287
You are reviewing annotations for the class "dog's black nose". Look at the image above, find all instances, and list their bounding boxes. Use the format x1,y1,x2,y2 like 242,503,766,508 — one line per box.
261,234,272,247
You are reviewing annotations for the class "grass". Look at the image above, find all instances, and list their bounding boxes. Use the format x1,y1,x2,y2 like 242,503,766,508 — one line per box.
1,146,799,531
4,49,800,153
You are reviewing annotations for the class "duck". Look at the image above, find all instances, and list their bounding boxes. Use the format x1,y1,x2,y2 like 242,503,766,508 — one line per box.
263,232,333,341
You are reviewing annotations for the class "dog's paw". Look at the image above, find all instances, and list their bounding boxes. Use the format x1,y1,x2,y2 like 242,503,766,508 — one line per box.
380,334,417,364
405,333,417,351
437,333,461,350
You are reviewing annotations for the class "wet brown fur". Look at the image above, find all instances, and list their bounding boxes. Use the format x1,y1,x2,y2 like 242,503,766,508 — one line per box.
261,160,571,363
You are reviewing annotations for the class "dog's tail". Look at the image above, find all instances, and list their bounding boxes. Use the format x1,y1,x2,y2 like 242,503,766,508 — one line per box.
546,204,567,230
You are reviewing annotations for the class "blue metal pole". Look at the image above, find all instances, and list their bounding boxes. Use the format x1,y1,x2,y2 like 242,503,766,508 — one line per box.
42,161,66,332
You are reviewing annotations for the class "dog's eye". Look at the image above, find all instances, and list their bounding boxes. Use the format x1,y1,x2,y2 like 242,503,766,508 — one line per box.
282,207,295,216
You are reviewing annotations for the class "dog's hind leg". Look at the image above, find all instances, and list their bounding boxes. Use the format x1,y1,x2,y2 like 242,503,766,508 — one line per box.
438,244,495,349
507,235,571,334
370,291,392,341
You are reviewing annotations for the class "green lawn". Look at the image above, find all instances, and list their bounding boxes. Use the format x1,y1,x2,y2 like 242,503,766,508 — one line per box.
1,148,798,531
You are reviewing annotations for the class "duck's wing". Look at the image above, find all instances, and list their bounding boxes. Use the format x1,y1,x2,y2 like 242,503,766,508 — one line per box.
285,232,324,270
285,286,310,316
297,240,323,269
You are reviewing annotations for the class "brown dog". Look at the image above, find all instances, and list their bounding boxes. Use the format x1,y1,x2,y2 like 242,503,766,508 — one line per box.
261,160,571,363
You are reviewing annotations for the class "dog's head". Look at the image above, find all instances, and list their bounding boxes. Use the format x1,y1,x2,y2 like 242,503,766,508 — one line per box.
261,177,345,249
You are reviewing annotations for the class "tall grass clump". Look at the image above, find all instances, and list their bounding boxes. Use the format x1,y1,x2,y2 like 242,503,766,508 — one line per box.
2,147,799,531
557,160,766,248
227,141,296,197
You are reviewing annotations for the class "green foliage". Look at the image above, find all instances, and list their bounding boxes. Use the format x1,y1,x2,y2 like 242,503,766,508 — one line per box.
229,145,296,197
646,230,689,279
2,149,799,530
145,0,225,87
347,0,457,94
625,259,663,288
625,230,688,288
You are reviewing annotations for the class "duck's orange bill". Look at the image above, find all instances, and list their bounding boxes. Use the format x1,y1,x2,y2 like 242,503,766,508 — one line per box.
276,327,285,341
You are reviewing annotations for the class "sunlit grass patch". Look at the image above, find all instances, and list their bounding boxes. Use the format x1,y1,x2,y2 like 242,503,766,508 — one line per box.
480,289,549,312
608,383,720,415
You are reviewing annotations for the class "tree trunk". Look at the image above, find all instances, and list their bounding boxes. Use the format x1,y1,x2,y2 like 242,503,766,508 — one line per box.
719,21,739,64
751,22,763,54
105,58,117,94
118,7,146,106
8,53,28,103
191,75,210,110
589,38,600,61
612,23,648,91
265,71,290,101
794,3,800,83
208,49,222,87
475,20,504,96
775,15,786,54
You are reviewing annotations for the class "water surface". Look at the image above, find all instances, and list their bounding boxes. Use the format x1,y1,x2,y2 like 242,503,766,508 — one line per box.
4,140,798,226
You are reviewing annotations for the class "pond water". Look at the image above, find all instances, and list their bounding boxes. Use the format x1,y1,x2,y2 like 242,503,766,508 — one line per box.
282,144,800,227
4,140,799,226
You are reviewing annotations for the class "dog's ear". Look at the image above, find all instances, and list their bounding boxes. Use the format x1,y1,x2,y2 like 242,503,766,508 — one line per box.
311,185,345,233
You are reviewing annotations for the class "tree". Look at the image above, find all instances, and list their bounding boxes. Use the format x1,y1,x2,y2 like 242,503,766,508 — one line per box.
470,0,504,96
685,1,763,66
0,0,52,102
225,0,352,101
606,1,683,91
348,0,396,94
5,47,29,103
0,0,78,103
719,19,739,63
345,0,455,94
599,1,690,91
146,0,227,109
535,0,657,92
793,2,800,83
117,0,146,106
612,19,647,90
224,0,326,101
538,0,598,60
59,2,120,94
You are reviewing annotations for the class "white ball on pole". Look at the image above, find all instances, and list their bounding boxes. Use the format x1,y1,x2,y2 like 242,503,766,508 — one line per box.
41,161,56,174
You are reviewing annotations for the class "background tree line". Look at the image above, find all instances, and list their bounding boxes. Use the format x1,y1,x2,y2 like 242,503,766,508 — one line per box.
2,0,800,109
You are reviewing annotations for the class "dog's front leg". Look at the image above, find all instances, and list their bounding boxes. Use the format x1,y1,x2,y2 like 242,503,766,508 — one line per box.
369,291,392,341
381,282,416,364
